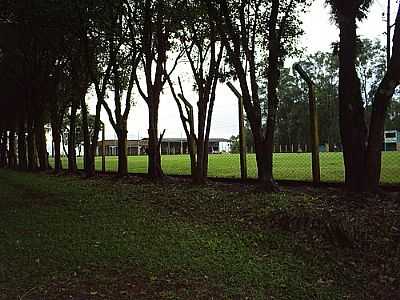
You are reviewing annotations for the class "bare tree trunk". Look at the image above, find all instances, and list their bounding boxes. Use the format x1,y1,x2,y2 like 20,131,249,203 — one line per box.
263,22,280,191
338,15,368,192
194,143,205,183
117,124,128,177
52,123,62,172
0,129,6,168
195,103,207,183
27,115,38,170
81,95,92,175
35,113,49,171
8,129,17,169
147,102,163,178
253,135,268,181
68,97,78,172
188,137,197,177
366,5,400,189
89,101,102,177
17,118,28,170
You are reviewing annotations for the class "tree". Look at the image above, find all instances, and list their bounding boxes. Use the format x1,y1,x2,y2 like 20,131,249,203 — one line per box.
80,0,120,177
166,1,224,183
366,2,400,189
205,0,310,190
101,1,141,177
326,0,373,192
131,0,183,178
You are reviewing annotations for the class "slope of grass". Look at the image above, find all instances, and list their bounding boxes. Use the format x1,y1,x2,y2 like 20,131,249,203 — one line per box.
52,151,400,183
0,170,346,299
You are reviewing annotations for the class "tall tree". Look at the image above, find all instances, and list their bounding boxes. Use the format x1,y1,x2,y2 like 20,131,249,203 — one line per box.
205,0,309,190
326,0,373,192
366,2,400,189
166,1,224,183
101,1,141,177
132,0,182,178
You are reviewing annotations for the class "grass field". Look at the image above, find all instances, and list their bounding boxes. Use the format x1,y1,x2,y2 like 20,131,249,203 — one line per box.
0,170,388,300
0,170,345,299
1,170,399,298
53,152,400,183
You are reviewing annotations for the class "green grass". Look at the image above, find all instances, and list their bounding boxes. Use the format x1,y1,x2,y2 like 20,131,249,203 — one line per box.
53,152,400,183
0,170,345,299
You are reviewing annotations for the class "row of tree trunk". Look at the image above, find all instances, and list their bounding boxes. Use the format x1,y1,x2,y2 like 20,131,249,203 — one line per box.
0,117,48,171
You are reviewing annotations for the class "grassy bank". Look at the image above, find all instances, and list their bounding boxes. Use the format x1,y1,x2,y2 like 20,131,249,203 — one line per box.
50,152,400,183
1,170,399,299
0,170,344,299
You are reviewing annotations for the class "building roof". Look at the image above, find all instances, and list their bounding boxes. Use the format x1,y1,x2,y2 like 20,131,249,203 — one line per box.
158,137,230,143
99,137,230,144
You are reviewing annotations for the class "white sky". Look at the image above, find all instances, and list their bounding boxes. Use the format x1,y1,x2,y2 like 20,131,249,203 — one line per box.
89,0,397,141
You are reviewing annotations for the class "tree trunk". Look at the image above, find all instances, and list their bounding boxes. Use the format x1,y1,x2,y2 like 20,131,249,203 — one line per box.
68,98,78,172
264,38,280,191
338,15,368,192
8,129,17,169
81,95,93,176
194,143,205,184
188,137,197,178
27,116,38,170
366,4,400,190
17,119,28,170
35,113,49,171
117,126,128,177
147,102,163,178
52,123,62,172
254,136,267,180
89,101,102,177
0,129,6,168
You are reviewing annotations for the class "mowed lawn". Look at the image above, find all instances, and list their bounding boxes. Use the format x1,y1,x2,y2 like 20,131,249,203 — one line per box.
0,170,346,299
53,152,400,183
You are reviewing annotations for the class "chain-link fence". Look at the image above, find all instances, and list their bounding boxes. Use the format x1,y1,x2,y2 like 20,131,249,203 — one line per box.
51,135,400,185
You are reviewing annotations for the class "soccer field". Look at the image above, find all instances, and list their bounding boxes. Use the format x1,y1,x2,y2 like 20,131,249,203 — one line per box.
53,152,400,184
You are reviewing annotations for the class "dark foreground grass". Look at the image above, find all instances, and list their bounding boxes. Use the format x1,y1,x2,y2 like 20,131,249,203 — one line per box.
52,151,400,183
0,170,347,299
1,170,399,299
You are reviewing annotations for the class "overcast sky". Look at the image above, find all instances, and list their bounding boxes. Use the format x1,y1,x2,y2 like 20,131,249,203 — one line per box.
88,0,397,141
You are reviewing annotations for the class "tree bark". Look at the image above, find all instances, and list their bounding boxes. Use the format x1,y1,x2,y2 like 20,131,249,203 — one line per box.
338,13,368,192
0,129,6,168
80,95,92,176
147,101,163,178
262,5,281,191
68,97,78,172
17,118,28,170
195,104,207,183
35,112,49,171
52,123,62,172
27,115,38,170
8,129,17,169
366,4,400,189
117,125,128,177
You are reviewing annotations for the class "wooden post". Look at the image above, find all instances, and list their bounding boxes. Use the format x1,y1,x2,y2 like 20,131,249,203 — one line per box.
101,123,106,173
227,82,247,179
294,63,320,185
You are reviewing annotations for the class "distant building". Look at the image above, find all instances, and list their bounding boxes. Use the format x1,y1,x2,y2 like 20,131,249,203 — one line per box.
383,130,400,151
97,137,230,156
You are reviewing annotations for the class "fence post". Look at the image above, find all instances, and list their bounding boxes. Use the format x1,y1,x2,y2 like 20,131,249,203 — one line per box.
227,82,247,180
294,63,320,185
